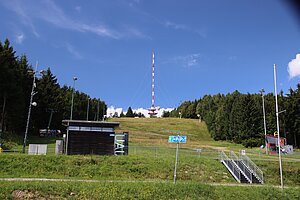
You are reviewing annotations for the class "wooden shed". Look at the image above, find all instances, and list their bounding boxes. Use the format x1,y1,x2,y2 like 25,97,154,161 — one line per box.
62,120,120,155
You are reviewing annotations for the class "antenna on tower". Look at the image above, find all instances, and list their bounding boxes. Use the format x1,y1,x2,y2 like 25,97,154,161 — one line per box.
148,49,158,117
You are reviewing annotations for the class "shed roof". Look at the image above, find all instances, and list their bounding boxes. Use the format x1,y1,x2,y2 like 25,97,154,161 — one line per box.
62,120,119,128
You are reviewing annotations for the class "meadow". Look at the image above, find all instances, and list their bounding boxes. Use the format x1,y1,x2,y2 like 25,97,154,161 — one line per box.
0,118,299,199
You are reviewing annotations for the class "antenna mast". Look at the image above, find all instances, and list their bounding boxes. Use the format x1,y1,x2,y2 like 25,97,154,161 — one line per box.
149,50,158,117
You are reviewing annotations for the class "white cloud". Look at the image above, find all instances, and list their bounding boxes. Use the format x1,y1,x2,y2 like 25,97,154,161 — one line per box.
1,0,135,40
15,33,25,44
133,107,174,118
228,56,237,61
1,0,40,37
163,20,207,39
167,53,203,68
128,0,141,7
164,21,187,30
288,54,300,79
106,106,174,118
122,26,151,39
75,6,81,12
195,29,207,38
107,106,123,117
64,43,83,59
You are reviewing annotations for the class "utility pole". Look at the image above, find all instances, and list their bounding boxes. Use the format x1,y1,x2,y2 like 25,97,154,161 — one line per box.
102,102,105,121
46,109,55,135
273,64,283,190
70,77,78,120
260,89,267,155
97,100,99,121
23,62,39,153
86,98,90,121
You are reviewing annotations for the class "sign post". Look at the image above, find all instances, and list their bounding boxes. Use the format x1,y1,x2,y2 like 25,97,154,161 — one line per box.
168,135,187,184
174,142,179,184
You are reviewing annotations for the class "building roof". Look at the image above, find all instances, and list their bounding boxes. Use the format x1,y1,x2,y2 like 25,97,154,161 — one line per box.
266,134,285,144
62,120,120,128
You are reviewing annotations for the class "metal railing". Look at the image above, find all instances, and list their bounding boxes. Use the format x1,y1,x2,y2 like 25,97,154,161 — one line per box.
229,151,252,183
219,151,241,183
239,152,264,184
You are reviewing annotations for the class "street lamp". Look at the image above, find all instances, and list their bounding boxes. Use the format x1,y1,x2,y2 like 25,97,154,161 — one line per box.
197,114,201,122
259,89,267,155
273,64,283,189
70,76,78,120
86,97,90,121
22,62,44,153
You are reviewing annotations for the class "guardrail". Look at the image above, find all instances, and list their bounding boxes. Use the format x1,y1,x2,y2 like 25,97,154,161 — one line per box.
239,152,264,184
219,151,241,183
229,151,252,183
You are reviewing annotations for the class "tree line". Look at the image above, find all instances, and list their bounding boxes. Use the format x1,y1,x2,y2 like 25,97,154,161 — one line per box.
163,87,300,148
0,39,106,141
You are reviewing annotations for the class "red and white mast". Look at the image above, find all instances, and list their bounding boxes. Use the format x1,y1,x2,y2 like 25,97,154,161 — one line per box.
149,50,158,117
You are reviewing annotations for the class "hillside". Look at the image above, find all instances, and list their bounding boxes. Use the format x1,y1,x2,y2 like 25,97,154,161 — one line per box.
110,117,242,150
0,118,299,199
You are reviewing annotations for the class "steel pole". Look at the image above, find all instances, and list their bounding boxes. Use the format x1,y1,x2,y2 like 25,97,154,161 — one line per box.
274,64,284,189
23,62,38,153
97,100,99,121
173,142,179,184
70,77,77,120
86,98,89,121
261,90,267,155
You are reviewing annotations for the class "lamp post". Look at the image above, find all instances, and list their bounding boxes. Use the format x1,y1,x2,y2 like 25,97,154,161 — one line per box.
22,62,43,153
86,97,90,121
70,76,78,120
260,89,267,155
102,101,106,121
273,64,283,189
197,114,201,122
97,99,99,121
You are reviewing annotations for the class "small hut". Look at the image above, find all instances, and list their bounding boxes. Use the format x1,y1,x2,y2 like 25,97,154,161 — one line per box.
62,120,126,155
266,134,286,154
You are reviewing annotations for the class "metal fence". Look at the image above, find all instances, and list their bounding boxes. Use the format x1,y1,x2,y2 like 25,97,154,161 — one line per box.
128,146,220,159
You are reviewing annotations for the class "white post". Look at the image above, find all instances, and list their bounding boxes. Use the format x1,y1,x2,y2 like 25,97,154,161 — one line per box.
260,89,268,155
97,100,100,121
70,77,77,120
86,98,89,121
173,142,179,184
273,64,283,189
65,122,69,155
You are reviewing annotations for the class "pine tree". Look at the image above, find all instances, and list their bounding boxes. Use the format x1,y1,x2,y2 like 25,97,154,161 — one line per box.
32,68,62,133
126,107,134,117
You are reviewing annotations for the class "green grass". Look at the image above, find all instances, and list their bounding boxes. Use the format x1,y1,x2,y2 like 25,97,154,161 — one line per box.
0,118,299,199
0,153,230,183
0,148,299,186
111,117,245,150
0,181,299,200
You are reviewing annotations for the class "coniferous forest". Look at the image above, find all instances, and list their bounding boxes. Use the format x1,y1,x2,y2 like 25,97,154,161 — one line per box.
0,39,106,141
165,87,300,148
1,38,300,148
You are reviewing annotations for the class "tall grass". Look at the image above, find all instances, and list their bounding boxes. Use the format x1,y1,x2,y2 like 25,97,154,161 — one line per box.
111,117,245,149
0,118,299,198
0,147,299,186
0,181,299,199
0,152,231,183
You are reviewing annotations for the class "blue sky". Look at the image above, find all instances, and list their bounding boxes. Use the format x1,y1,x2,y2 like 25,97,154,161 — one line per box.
1,0,300,112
